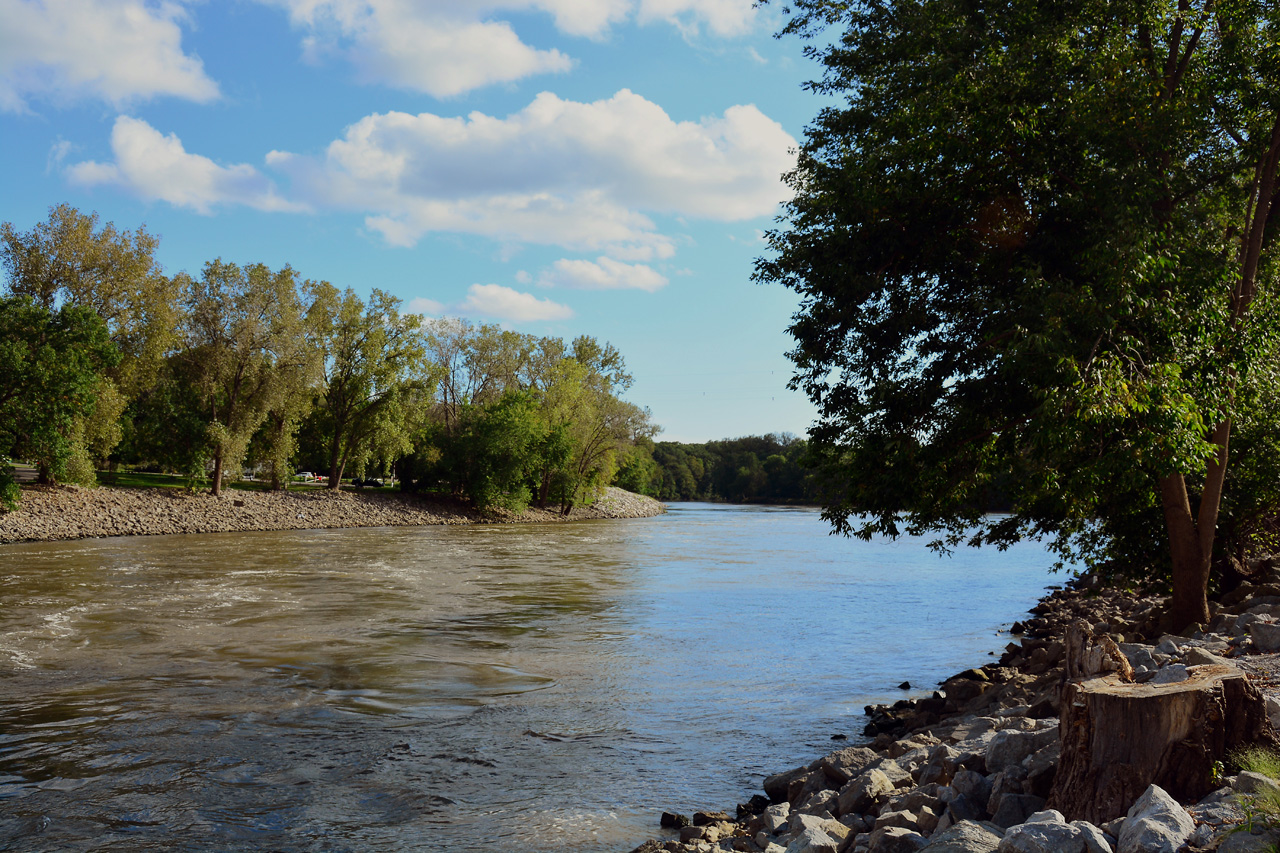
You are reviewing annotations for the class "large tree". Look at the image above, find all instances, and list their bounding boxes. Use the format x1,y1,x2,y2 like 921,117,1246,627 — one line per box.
1,204,178,475
0,296,119,503
757,0,1280,628
181,260,311,496
309,285,430,489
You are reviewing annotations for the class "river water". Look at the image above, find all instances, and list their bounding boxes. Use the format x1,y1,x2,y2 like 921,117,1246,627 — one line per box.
0,503,1063,852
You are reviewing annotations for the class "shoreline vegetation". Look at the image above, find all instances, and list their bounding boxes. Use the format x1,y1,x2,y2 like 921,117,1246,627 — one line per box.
629,572,1280,853
0,484,664,545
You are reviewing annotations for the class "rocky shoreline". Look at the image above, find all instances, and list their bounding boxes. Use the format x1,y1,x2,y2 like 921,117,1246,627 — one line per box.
631,571,1280,853
0,484,665,544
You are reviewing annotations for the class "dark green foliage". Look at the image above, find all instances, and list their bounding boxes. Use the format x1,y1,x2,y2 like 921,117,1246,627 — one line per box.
758,0,1280,628
0,295,119,501
648,434,815,503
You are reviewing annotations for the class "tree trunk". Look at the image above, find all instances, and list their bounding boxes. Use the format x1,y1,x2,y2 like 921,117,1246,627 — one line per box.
327,437,342,490
211,451,223,496
1048,664,1276,824
1160,469,1218,631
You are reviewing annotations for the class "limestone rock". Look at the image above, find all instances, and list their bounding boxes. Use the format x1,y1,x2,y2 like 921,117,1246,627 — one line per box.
839,769,896,816
995,817,1085,853
785,826,840,853
1070,821,1113,853
1116,785,1194,853
866,826,928,853
918,820,1002,852
1233,771,1280,798
1218,829,1280,853
822,748,882,785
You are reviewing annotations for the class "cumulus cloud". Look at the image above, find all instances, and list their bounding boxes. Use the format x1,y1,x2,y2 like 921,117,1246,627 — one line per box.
406,296,445,316
0,0,219,111
262,0,754,96
271,89,795,254
540,257,668,292
67,116,302,214
460,283,573,322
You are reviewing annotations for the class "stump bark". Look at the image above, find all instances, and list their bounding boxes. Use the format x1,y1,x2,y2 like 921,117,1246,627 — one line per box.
1047,663,1277,824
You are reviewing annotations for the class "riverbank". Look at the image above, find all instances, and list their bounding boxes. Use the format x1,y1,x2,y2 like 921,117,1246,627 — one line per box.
0,484,664,544
633,571,1280,853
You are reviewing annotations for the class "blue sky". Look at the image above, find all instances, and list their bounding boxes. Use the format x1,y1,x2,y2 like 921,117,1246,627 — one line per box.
1,0,827,442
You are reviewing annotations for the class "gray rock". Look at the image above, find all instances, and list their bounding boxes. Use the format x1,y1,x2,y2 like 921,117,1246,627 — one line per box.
1070,821,1113,853
1150,664,1189,685
839,769,897,817
1218,829,1280,853
952,770,993,804
996,818,1084,853
986,729,1057,775
989,794,1046,830
1100,817,1124,839
791,813,851,842
875,810,924,833
1251,621,1280,653
866,826,928,853
823,747,883,785
947,793,987,824
1117,785,1195,853
1184,646,1231,667
764,802,793,834
786,826,840,853
918,820,1002,852
1234,771,1280,798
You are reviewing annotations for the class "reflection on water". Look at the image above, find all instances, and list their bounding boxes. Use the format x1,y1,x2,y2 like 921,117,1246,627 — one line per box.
0,504,1060,851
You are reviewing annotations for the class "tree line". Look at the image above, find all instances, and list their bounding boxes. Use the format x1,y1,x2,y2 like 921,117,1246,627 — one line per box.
614,433,818,504
0,205,657,513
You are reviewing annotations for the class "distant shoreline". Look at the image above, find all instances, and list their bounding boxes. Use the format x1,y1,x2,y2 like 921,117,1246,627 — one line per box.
0,484,665,545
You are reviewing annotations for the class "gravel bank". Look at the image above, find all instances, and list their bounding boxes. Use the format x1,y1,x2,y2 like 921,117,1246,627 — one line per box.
0,484,664,544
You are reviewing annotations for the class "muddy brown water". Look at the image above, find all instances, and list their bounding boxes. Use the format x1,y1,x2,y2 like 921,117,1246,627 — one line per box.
0,504,1061,851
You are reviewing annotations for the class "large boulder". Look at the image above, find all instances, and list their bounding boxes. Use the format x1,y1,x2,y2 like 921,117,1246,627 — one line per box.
985,728,1058,775
1117,785,1194,853
839,768,897,816
996,810,1085,853
918,820,1003,852
785,826,840,853
822,747,882,785
867,826,929,853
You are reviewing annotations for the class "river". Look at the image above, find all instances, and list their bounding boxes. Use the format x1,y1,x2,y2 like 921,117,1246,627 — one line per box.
0,502,1063,852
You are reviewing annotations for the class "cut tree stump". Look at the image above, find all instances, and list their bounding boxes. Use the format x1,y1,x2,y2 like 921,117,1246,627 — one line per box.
1048,663,1277,824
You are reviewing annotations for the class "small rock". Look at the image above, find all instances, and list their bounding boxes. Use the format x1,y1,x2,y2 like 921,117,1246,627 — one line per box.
866,825,927,853
661,812,690,829
1150,664,1189,685
785,826,839,853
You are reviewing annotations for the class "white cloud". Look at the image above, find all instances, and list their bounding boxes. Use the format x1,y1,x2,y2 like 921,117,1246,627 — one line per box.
262,0,755,96
67,116,302,214
540,256,668,292
460,283,573,322
268,0,573,98
0,0,219,111
637,0,755,37
406,296,445,316
272,89,795,254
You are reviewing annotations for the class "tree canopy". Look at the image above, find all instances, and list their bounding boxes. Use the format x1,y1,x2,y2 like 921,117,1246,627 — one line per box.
0,205,658,515
757,0,1280,628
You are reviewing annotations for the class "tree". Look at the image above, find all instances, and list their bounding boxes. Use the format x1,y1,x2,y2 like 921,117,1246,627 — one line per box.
181,260,310,496
309,285,430,489
0,295,119,504
757,0,1280,628
1,205,179,474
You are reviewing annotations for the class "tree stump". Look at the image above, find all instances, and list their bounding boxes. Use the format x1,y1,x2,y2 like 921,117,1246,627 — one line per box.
1048,663,1277,824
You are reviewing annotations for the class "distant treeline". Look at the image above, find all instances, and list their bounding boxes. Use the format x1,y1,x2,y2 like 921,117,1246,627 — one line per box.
615,433,817,504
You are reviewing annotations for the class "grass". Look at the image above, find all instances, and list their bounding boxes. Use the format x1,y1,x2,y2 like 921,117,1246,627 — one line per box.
1230,747,1280,846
